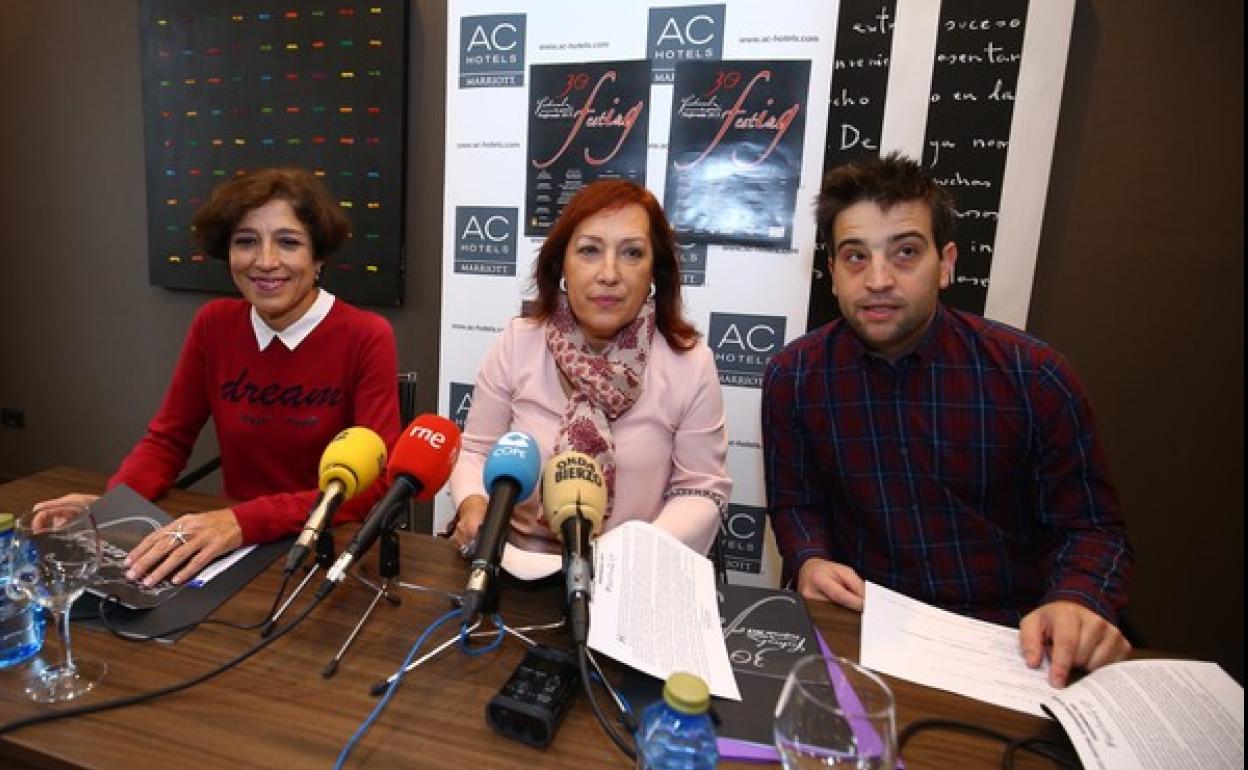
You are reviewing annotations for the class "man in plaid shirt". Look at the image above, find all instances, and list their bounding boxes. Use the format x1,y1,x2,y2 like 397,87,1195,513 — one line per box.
762,154,1132,686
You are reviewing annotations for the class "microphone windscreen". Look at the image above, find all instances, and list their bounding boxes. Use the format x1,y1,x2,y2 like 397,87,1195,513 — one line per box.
482,431,542,501
541,451,606,537
388,414,462,501
318,427,387,498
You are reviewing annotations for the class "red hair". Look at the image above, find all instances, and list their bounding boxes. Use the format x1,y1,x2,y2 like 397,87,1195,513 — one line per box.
530,180,698,350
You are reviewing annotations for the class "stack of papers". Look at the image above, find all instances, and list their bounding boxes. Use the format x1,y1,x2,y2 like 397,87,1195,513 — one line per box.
860,582,1244,769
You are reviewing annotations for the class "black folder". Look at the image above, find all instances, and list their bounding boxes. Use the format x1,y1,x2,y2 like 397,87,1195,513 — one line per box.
620,583,821,751
70,484,287,642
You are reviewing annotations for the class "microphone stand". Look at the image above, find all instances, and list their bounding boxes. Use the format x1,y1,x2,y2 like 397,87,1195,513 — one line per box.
369,612,567,695
366,538,569,695
265,526,401,635
319,499,419,678
263,522,403,677
561,505,638,758
323,527,402,677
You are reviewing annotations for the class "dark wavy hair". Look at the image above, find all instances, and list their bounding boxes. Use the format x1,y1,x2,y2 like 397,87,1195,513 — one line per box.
191,167,351,261
530,180,698,351
816,152,956,251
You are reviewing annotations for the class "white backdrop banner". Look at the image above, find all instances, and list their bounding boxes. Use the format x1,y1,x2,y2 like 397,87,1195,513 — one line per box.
438,0,1074,588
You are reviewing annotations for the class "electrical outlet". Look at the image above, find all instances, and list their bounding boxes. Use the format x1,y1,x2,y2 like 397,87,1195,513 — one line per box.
1,408,25,428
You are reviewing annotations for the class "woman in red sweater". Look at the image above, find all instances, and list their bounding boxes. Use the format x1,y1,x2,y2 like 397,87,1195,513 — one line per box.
38,168,401,586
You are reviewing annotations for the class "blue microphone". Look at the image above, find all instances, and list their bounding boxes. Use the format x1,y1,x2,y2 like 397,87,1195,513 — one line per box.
460,431,541,625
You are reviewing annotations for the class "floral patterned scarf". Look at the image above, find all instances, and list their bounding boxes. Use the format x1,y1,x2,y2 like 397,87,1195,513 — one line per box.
545,295,656,517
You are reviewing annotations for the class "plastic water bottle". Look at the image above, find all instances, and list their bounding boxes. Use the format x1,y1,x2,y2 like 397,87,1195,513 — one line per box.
636,672,719,770
0,512,45,668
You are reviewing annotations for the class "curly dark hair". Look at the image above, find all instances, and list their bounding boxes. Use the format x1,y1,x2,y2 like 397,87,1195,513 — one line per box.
191,167,351,261
816,152,956,250
529,180,698,351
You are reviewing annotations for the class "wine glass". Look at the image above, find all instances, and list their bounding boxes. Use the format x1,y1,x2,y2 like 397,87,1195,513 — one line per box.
9,502,108,702
774,654,897,769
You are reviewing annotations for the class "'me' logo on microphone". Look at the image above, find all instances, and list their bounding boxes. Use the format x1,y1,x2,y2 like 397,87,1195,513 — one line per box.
677,241,707,286
408,422,447,450
709,312,785,388
648,4,725,84
454,207,518,276
720,503,765,574
459,13,526,88
449,382,474,431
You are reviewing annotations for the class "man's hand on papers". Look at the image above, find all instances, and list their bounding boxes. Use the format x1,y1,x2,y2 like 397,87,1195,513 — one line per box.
796,558,866,611
1019,600,1131,687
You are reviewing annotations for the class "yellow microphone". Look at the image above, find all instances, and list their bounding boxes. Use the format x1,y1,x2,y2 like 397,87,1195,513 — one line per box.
541,451,607,645
542,451,606,535
285,427,387,573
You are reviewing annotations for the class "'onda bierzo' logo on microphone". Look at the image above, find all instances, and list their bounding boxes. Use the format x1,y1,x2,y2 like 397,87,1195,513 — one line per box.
550,454,603,486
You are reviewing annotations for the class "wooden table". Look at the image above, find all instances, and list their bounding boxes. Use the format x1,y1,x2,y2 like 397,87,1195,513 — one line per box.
1,468,1069,769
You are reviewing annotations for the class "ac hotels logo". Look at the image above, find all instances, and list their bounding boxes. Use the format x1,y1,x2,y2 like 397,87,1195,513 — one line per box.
720,503,765,574
648,4,726,84
709,312,785,388
449,383,474,430
459,13,526,88
454,206,518,276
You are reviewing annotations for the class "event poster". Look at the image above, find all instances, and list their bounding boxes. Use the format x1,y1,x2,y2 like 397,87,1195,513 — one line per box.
524,59,651,236
664,59,811,248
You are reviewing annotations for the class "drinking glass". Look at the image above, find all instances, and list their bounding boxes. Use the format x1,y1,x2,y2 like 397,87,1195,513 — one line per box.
773,654,897,770
8,502,108,702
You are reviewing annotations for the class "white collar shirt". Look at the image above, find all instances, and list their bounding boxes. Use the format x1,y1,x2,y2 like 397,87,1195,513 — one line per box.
250,289,336,351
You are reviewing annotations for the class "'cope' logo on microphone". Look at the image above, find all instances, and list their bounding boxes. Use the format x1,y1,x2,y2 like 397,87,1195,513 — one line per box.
720,503,765,574
492,431,534,459
647,5,725,84
455,207,518,276
708,312,786,388
459,14,526,88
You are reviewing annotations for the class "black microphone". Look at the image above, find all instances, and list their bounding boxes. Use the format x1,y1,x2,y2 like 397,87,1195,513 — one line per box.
317,415,461,597
459,431,541,626
541,451,607,646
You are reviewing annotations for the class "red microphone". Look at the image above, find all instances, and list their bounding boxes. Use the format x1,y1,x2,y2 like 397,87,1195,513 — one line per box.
321,414,461,589
385,414,461,500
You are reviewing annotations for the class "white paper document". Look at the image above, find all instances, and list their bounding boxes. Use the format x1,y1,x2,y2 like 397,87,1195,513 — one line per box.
588,521,741,700
1044,659,1244,770
859,582,1057,717
500,543,562,581
187,545,256,588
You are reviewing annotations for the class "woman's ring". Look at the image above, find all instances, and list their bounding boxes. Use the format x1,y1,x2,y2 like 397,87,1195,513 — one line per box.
169,525,189,546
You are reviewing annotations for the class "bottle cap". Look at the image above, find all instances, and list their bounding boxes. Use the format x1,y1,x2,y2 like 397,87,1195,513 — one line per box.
662,672,710,715
0,512,13,533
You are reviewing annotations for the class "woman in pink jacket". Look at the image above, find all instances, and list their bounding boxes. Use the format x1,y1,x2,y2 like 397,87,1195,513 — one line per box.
448,180,731,556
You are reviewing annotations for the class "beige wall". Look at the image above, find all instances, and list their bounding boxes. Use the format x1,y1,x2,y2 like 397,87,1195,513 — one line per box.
0,1,1241,680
